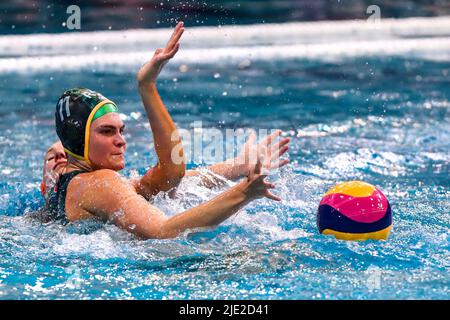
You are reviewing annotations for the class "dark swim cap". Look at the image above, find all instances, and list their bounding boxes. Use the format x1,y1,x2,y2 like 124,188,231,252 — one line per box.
55,88,119,163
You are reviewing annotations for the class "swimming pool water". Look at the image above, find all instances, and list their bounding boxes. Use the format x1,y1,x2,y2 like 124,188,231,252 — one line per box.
0,18,449,299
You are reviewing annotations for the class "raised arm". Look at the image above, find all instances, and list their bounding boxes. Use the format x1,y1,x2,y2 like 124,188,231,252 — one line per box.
134,22,186,199
75,159,278,239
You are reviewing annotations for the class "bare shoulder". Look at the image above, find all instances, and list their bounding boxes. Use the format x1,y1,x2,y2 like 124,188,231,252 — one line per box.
66,169,137,221
69,169,131,190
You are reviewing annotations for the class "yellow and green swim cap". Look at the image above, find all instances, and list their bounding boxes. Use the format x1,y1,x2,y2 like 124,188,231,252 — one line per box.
55,88,119,164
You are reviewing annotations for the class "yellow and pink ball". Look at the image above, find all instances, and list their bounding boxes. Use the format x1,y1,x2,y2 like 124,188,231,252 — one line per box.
317,181,392,241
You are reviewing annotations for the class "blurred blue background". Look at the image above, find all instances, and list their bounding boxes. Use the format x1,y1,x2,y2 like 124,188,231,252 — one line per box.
1,0,449,34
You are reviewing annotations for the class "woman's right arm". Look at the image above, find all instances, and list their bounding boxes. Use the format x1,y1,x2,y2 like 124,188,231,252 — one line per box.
77,159,278,239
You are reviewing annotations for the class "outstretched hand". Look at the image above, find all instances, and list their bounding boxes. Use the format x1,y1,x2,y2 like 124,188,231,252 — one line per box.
137,21,184,85
237,130,290,175
243,156,281,201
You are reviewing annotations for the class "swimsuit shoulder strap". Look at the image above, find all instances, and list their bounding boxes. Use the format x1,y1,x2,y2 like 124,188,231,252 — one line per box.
59,170,87,186
47,170,88,222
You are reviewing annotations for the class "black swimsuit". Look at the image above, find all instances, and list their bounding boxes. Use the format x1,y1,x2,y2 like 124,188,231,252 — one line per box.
46,170,86,223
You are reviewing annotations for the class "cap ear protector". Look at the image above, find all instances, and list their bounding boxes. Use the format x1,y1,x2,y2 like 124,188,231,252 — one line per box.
55,88,119,165
40,181,46,196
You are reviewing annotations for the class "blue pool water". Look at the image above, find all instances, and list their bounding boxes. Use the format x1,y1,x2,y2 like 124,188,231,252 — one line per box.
0,18,449,299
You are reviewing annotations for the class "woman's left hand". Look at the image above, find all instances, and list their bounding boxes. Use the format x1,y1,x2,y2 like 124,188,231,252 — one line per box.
137,21,184,85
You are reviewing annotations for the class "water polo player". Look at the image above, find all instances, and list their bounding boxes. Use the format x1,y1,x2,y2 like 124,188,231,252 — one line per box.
46,22,290,239
41,127,289,200
41,141,67,201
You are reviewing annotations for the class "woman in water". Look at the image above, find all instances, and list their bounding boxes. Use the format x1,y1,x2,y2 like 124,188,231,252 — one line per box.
44,22,290,239
41,141,67,201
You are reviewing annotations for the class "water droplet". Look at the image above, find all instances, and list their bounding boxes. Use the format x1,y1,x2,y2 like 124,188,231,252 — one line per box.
238,59,251,69
130,112,141,120
179,64,189,73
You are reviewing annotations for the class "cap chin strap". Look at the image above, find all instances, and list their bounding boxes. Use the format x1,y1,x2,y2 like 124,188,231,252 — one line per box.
63,147,85,161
